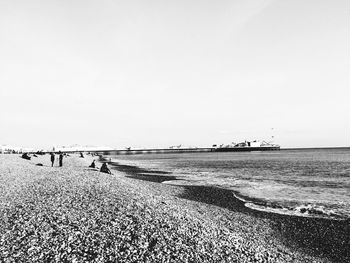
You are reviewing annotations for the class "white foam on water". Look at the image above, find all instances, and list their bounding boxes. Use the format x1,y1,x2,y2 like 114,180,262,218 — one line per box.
244,202,346,220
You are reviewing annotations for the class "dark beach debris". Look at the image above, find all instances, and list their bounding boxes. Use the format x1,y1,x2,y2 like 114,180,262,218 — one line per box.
127,173,179,183
108,162,178,183
109,162,171,175
35,163,43,166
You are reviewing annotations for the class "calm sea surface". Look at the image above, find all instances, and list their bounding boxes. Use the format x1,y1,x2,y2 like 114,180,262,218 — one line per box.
108,148,350,220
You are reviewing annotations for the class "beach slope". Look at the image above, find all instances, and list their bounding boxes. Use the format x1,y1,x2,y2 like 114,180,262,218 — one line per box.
0,154,347,262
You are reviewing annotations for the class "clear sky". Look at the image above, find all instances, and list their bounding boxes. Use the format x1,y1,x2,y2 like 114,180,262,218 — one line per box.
1,0,350,149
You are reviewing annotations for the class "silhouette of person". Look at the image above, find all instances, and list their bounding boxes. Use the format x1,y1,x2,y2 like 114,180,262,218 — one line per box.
50,152,55,167
59,153,63,167
100,163,112,174
89,160,96,168
21,153,31,160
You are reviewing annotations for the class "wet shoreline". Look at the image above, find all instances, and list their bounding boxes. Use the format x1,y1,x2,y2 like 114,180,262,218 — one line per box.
107,159,350,262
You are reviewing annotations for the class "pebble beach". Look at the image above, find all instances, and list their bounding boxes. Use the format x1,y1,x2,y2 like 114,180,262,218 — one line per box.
0,154,349,262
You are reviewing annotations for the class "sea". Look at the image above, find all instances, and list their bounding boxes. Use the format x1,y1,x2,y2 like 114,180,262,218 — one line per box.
106,148,350,220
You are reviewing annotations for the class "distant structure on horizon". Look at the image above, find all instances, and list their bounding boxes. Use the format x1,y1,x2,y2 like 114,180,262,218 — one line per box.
0,145,33,154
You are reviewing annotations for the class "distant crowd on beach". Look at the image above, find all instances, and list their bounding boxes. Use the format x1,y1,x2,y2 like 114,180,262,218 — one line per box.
21,152,112,175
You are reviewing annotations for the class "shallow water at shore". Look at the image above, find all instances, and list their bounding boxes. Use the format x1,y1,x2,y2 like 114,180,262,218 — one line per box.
106,148,350,220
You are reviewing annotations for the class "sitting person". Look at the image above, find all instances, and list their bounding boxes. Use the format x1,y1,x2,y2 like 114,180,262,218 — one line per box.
89,160,97,168
100,162,112,174
21,153,31,160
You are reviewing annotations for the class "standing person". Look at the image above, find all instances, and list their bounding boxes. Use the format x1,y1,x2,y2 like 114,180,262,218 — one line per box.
50,152,55,167
59,153,63,167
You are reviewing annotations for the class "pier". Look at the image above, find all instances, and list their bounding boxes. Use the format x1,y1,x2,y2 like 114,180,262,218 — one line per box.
32,146,280,155
91,147,215,156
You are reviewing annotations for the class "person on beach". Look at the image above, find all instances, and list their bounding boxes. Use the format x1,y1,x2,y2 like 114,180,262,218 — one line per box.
100,162,112,174
89,160,96,168
59,153,63,167
50,152,55,167
21,153,31,160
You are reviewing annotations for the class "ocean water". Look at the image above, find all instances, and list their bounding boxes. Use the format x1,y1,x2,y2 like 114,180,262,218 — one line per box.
107,148,350,220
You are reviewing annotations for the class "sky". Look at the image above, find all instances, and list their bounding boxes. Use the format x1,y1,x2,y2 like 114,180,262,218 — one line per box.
1,0,350,149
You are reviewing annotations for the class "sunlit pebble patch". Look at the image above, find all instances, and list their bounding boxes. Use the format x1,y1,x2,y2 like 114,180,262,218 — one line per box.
0,155,323,262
